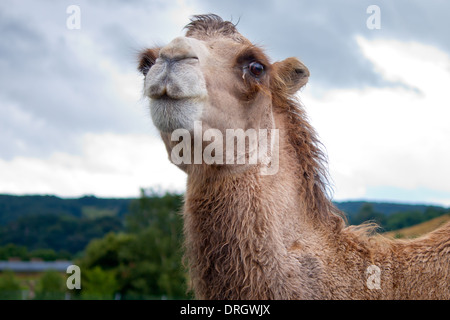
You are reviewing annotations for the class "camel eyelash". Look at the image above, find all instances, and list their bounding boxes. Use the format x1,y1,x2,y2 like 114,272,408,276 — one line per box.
236,46,270,67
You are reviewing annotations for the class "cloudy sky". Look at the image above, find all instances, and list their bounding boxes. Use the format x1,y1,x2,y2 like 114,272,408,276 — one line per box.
1,0,450,206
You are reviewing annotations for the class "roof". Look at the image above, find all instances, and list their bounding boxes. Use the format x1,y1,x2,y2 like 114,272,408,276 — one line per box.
0,260,73,273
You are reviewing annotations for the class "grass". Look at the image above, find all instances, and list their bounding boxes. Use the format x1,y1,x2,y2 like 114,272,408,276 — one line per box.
384,213,450,239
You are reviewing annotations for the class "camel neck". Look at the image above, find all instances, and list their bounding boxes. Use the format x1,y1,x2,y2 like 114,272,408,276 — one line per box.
183,151,326,299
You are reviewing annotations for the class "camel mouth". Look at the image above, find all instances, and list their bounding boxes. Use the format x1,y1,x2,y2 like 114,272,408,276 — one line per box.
159,93,177,100
151,92,202,102
151,93,182,102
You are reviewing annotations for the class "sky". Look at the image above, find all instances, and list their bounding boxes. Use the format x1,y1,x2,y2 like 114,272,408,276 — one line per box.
1,0,450,206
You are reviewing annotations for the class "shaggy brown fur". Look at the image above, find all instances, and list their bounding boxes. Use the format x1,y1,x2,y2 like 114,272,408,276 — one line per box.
141,14,450,300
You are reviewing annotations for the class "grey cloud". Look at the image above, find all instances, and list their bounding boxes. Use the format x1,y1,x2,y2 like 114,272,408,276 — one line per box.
0,3,150,160
1,0,450,161
195,0,450,88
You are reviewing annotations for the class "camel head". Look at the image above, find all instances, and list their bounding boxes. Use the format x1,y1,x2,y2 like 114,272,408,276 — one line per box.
138,14,309,174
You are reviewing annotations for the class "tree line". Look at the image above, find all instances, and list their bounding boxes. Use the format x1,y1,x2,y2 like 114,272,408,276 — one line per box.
348,202,449,231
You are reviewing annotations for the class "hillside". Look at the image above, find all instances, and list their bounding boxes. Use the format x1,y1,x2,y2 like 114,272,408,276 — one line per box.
0,195,133,256
0,194,133,225
384,214,450,239
1,194,446,224
334,201,444,217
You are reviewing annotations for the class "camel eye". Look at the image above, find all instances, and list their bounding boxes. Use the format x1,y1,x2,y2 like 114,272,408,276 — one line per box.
248,61,264,77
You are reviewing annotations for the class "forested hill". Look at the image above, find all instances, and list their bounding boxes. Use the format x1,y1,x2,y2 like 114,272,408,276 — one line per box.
0,194,446,224
334,201,445,217
0,195,134,255
0,194,133,225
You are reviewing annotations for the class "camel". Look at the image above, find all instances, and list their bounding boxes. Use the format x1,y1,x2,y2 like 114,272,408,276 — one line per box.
138,14,450,299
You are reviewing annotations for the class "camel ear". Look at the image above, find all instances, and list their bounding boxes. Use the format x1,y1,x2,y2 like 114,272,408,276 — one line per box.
138,48,159,76
272,57,310,94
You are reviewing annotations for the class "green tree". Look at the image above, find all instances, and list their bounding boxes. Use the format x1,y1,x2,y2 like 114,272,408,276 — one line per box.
121,189,186,298
351,203,387,228
125,189,183,233
423,207,447,221
35,270,66,300
78,189,189,299
385,210,424,231
0,244,28,260
29,248,58,261
0,270,22,300
81,232,135,270
81,266,118,300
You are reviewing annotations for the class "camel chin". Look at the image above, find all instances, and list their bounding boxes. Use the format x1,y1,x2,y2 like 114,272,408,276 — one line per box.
149,97,203,133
